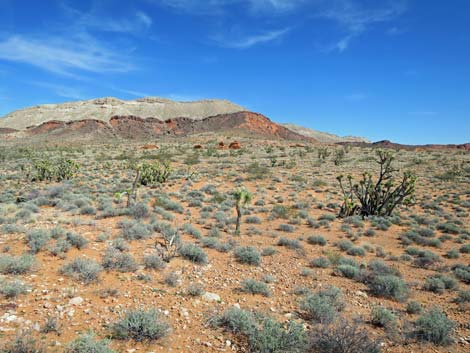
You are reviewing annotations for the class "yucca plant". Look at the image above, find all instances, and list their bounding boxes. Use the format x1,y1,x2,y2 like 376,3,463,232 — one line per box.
337,150,416,218
234,187,252,235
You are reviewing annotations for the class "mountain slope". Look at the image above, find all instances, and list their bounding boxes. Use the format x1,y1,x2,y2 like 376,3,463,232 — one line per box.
0,97,245,130
281,123,370,143
9,111,313,144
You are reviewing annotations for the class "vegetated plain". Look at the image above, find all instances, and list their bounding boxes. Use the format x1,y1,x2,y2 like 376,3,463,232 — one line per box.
0,135,469,353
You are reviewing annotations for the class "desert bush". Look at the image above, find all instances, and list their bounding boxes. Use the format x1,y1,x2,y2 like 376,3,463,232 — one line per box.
278,224,295,232
335,264,360,279
240,279,271,297
129,202,150,219
307,235,326,246
460,244,470,253
371,306,397,329
261,247,277,256
234,246,261,266
154,196,183,213
300,287,344,324
178,243,208,264
66,232,89,249
367,275,408,301
412,307,454,345
60,257,102,283
452,263,470,283
164,271,180,287
406,301,423,314
308,321,381,353
346,246,365,257
102,248,137,272
26,229,51,253
455,290,470,304
337,150,416,217
337,239,353,252
310,257,331,268
110,309,171,342
182,223,201,239
66,332,115,353
0,279,28,298
277,237,302,249
0,254,35,274
424,275,457,293
186,283,205,297
0,330,44,353
119,220,152,240
211,307,307,353
49,238,71,257
143,254,166,270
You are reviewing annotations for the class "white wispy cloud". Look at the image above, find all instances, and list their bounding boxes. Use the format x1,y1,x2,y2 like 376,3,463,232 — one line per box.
212,28,290,48
319,0,408,52
62,3,153,35
0,34,134,76
112,87,153,98
156,0,306,15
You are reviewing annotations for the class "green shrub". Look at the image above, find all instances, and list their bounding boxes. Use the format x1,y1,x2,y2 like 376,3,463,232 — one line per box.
337,240,353,252
234,246,261,266
307,235,327,246
346,246,365,257
0,279,28,298
66,232,89,249
455,290,470,304
143,254,166,270
60,257,102,283
406,301,423,314
0,331,44,353
26,229,51,253
413,307,454,345
277,237,302,249
66,333,115,353
308,321,381,353
335,264,360,279
460,244,470,253
0,254,35,274
102,248,137,272
309,257,331,268
367,275,408,301
300,287,344,324
111,309,171,342
452,264,470,283
211,307,307,353
178,243,208,264
371,306,397,329
240,279,271,297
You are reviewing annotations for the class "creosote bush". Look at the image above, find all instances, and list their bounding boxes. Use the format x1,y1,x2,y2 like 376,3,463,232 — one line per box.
110,309,171,342
412,307,454,345
66,333,115,353
234,246,261,266
60,257,102,284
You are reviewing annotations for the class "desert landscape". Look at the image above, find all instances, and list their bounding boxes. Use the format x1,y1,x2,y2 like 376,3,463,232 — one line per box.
0,97,469,353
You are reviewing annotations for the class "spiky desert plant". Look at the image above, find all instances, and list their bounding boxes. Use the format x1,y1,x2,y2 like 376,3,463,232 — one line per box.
234,187,252,235
337,150,416,218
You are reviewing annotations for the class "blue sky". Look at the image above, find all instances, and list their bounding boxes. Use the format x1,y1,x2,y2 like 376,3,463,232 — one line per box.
0,0,469,144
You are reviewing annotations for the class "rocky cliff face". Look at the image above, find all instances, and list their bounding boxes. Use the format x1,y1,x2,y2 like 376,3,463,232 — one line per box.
0,97,245,130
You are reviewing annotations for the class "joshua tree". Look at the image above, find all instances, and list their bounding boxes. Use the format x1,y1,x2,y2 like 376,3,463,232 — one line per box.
234,188,252,235
337,150,416,218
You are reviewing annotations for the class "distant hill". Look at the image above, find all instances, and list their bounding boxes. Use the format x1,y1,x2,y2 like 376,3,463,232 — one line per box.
281,123,370,143
0,97,245,130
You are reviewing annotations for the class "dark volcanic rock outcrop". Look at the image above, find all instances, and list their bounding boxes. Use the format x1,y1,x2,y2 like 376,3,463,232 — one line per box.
13,111,312,142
